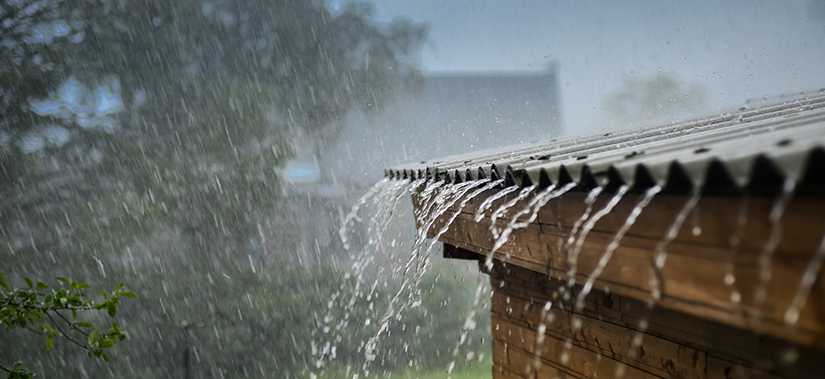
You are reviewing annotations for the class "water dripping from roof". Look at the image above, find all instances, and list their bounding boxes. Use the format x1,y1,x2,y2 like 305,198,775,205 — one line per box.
313,178,410,376
363,178,493,375
338,178,390,250
561,184,661,367
616,185,701,378
473,185,520,222
489,185,537,240
565,185,629,291
784,229,825,326
424,179,503,255
725,196,750,311
576,184,660,309
753,178,797,314
492,182,578,262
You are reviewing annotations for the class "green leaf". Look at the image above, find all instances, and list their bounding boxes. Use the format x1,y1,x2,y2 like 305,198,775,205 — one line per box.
88,330,100,347
76,321,94,329
46,334,55,351
0,272,10,291
23,277,33,288
120,289,136,299
106,302,117,317
36,280,48,289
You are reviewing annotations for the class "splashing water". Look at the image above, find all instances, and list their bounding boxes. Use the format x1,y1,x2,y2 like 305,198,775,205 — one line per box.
313,179,412,376
404,180,488,275
421,179,505,265
414,180,448,226
412,179,495,277
447,279,488,379
784,228,825,325
364,179,495,371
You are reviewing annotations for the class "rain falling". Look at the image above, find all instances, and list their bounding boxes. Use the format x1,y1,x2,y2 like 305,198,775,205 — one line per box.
3,1,825,379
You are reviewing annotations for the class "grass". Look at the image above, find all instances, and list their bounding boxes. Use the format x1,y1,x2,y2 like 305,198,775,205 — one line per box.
388,359,491,379
315,358,491,379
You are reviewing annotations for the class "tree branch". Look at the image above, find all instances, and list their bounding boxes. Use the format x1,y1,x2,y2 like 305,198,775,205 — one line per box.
54,310,90,337
0,361,14,373
45,311,90,352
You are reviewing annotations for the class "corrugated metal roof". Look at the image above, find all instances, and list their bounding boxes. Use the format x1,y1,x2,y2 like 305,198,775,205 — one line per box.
385,91,825,195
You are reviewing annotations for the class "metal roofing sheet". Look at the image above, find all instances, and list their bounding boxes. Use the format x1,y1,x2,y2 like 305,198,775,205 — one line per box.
385,91,825,195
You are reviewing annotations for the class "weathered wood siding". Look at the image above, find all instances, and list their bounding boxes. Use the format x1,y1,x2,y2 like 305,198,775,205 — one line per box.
426,190,825,346
487,260,825,378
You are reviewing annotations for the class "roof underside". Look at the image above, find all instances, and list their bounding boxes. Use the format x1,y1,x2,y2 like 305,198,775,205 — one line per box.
385,92,825,195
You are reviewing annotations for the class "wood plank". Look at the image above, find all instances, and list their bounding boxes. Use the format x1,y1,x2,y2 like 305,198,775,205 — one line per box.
492,291,707,378
493,315,662,379
484,259,825,378
431,189,825,258
430,198,825,346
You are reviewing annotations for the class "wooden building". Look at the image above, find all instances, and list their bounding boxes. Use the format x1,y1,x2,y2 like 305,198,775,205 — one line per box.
386,94,825,378
327,64,562,184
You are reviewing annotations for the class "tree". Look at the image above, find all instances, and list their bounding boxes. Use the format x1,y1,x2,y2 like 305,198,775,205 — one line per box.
1,1,428,377
603,73,706,126
0,273,133,378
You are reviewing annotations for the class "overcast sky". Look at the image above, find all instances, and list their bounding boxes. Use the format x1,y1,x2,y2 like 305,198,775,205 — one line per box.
369,0,825,135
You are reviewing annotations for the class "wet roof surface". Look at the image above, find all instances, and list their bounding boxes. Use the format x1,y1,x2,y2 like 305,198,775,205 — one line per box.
385,91,825,195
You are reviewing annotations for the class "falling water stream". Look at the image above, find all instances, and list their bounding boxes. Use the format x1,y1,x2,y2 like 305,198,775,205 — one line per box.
363,178,500,375
456,182,585,377
474,185,520,222
424,179,505,255
561,185,660,367
313,179,411,376
527,186,602,375
339,178,390,250
576,185,662,310
327,171,818,378
753,178,797,318
565,185,630,290
489,185,537,240
449,182,576,377
417,179,506,277
615,186,701,378
725,195,750,313
447,183,537,377
493,183,578,256
784,229,825,325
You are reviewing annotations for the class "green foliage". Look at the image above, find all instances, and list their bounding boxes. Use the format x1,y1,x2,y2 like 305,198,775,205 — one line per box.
0,273,134,378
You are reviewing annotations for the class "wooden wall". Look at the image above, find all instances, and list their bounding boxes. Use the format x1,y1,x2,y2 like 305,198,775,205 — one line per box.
485,259,825,379
430,190,825,346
